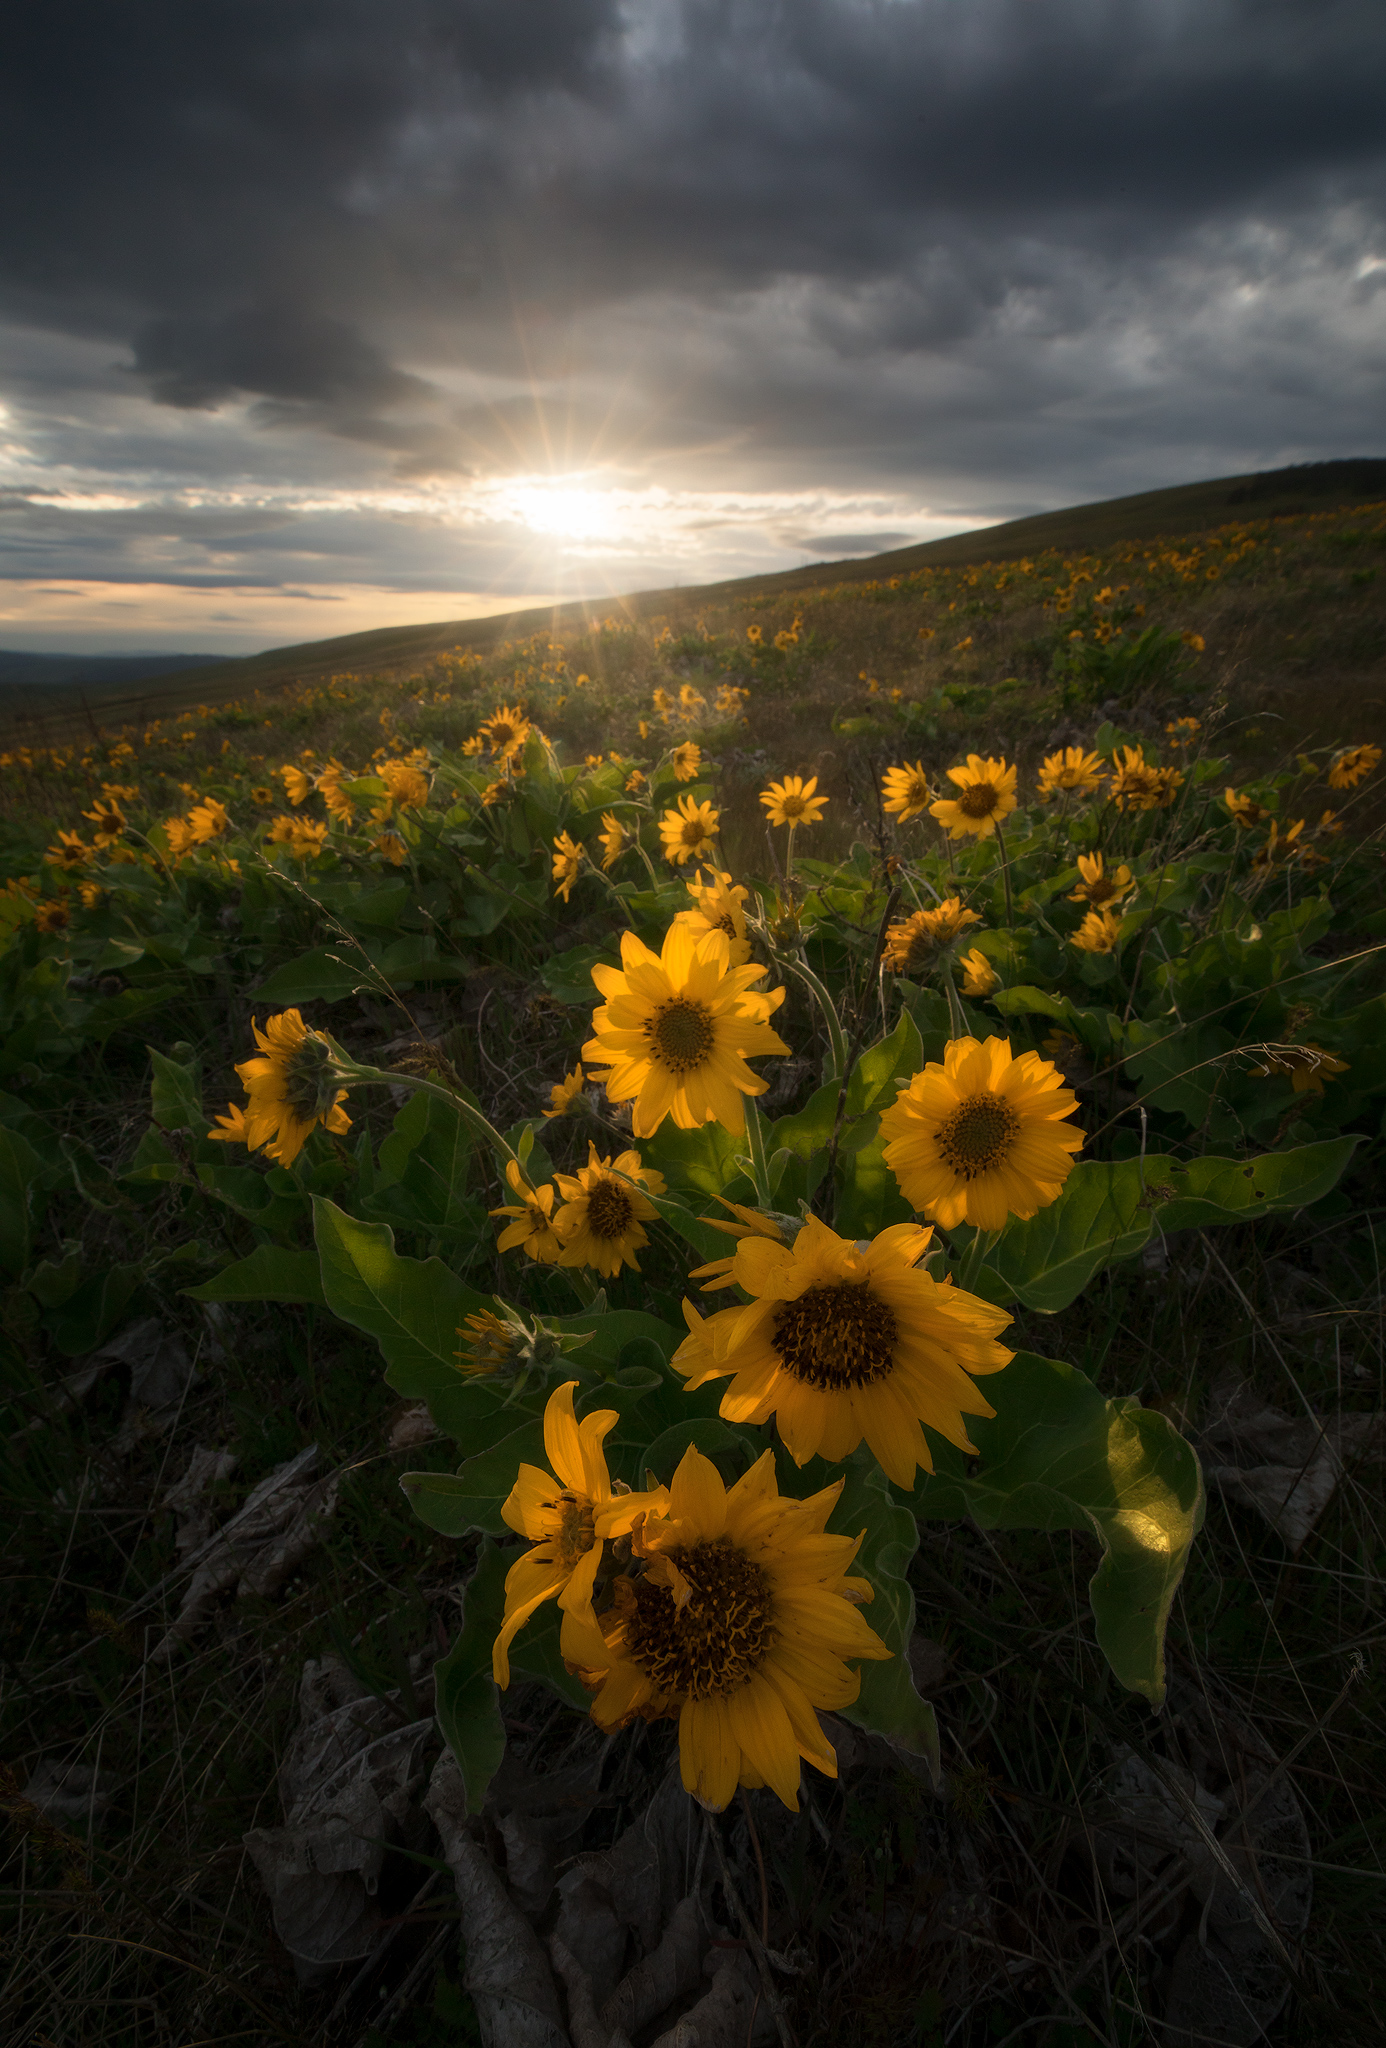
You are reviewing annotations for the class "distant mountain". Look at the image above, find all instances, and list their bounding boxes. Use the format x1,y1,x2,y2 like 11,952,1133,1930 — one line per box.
0,649,231,690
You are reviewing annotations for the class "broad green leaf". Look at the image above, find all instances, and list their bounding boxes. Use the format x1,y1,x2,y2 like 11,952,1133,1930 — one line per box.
147,1045,202,1132
312,1196,491,1419
832,1454,938,1781
255,947,372,1004
541,944,615,1005
43,1263,143,1356
364,1089,479,1238
185,1245,327,1307
432,1543,509,1813
640,1416,750,1484
0,1124,45,1277
402,1417,545,1538
980,1138,1361,1313
914,1352,1204,1703
843,1010,926,1120
640,1117,748,1203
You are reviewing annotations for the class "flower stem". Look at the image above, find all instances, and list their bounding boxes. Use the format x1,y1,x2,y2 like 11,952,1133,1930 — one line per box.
741,1097,774,1206
993,819,1015,926
773,951,849,1081
331,1052,525,1180
954,1225,1000,1293
943,975,970,1044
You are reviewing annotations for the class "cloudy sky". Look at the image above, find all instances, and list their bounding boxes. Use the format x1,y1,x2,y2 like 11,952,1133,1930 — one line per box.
2,0,1384,654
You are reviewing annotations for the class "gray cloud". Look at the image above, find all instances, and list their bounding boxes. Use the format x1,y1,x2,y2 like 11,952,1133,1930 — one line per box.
1,1,1384,646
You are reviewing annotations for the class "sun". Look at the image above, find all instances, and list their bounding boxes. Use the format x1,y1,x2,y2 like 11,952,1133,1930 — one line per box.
509,484,616,540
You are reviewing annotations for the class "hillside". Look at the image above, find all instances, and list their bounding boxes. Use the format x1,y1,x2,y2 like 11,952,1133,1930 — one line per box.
5,456,1384,738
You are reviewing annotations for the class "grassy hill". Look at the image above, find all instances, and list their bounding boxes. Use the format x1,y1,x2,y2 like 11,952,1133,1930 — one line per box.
6,457,1385,739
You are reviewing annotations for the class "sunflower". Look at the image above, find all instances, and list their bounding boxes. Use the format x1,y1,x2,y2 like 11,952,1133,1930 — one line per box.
318,761,354,824
675,868,753,966
1068,853,1135,907
207,1102,250,1146
598,813,632,871
163,816,197,858
1071,907,1121,954
542,1066,585,1118
882,897,981,975
187,798,229,843
491,1160,564,1262
760,775,827,828
881,760,933,821
583,924,789,1138
1250,1042,1349,1095
551,1144,665,1277
1036,747,1104,799
379,758,430,810
35,901,70,933
1110,748,1182,811
686,1198,796,1292
235,1009,351,1165
552,829,585,902
479,704,531,760
83,798,127,846
373,831,408,865
1327,743,1382,790
279,764,312,805
1224,787,1271,829
575,1443,892,1812
455,1310,519,1377
672,1216,1013,1487
671,741,702,782
45,831,90,871
1318,808,1343,837
1165,716,1201,748
78,881,104,910
959,947,998,997
1252,818,1304,868
929,756,1017,840
879,1035,1083,1231
659,795,721,865
493,1382,668,1686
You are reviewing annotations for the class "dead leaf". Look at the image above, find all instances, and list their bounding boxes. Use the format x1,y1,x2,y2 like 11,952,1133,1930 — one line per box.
425,1750,572,2047
600,1893,704,2041
648,1948,768,2048
549,1937,634,2048
21,1759,119,1830
148,1445,336,1660
1202,1374,1385,1553
388,1402,440,1452
163,1444,238,1556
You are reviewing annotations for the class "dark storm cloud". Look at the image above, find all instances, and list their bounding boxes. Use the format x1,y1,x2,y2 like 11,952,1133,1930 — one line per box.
1,0,1385,626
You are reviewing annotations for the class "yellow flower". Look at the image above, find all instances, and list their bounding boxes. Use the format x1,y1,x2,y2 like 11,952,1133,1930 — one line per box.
1250,1043,1349,1095
685,1199,795,1293
461,734,485,756
1165,716,1201,748
759,775,827,828
552,829,585,903
1072,907,1122,953
373,831,408,865
479,704,531,760
187,798,229,843
163,817,197,858
35,900,70,933
490,1161,564,1262
671,741,702,782
250,785,274,805
1037,747,1104,799
1224,787,1271,830
45,831,90,871
577,1443,891,1812
584,924,789,1139
280,764,312,806
959,948,998,997
543,1066,585,1118
235,1010,351,1165
658,795,721,865
552,1144,665,1277
480,779,508,807
1252,818,1304,868
1110,747,1181,811
83,797,127,845
882,898,981,975
455,1310,519,1377
379,757,430,810
673,1216,1014,1487
881,761,933,821
207,1103,250,1146
674,868,753,967
318,760,354,823
929,756,1017,840
78,881,104,910
1327,743,1382,789
494,1382,668,1687
1068,853,1134,907
598,813,632,871
625,768,647,793
879,1035,1083,1232
1181,632,1205,653
1318,808,1344,838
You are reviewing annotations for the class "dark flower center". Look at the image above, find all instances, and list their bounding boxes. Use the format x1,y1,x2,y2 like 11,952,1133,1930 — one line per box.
935,1092,1020,1177
649,997,715,1074
626,1539,774,1700
958,781,999,818
772,1280,899,1390
587,1179,635,1240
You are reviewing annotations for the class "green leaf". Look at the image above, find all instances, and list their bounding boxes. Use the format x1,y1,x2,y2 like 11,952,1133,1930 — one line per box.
914,1352,1204,1703
364,1089,478,1239
541,944,615,1005
402,1417,545,1538
311,1197,491,1419
255,947,373,1004
43,1263,143,1355
832,1455,938,1781
980,1139,1361,1314
432,1543,509,1813
185,1245,327,1307
843,1010,925,1121
0,1124,45,1278
147,1045,203,1132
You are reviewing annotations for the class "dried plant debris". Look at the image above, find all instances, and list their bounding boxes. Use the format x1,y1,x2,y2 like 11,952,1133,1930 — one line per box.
148,1443,337,1659
1202,1372,1385,1553
20,1758,120,1831
244,1652,436,1982
1088,1681,1312,2046
388,1399,441,1451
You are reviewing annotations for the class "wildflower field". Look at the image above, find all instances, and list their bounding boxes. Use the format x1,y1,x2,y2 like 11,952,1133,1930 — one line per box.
3,494,1386,2048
